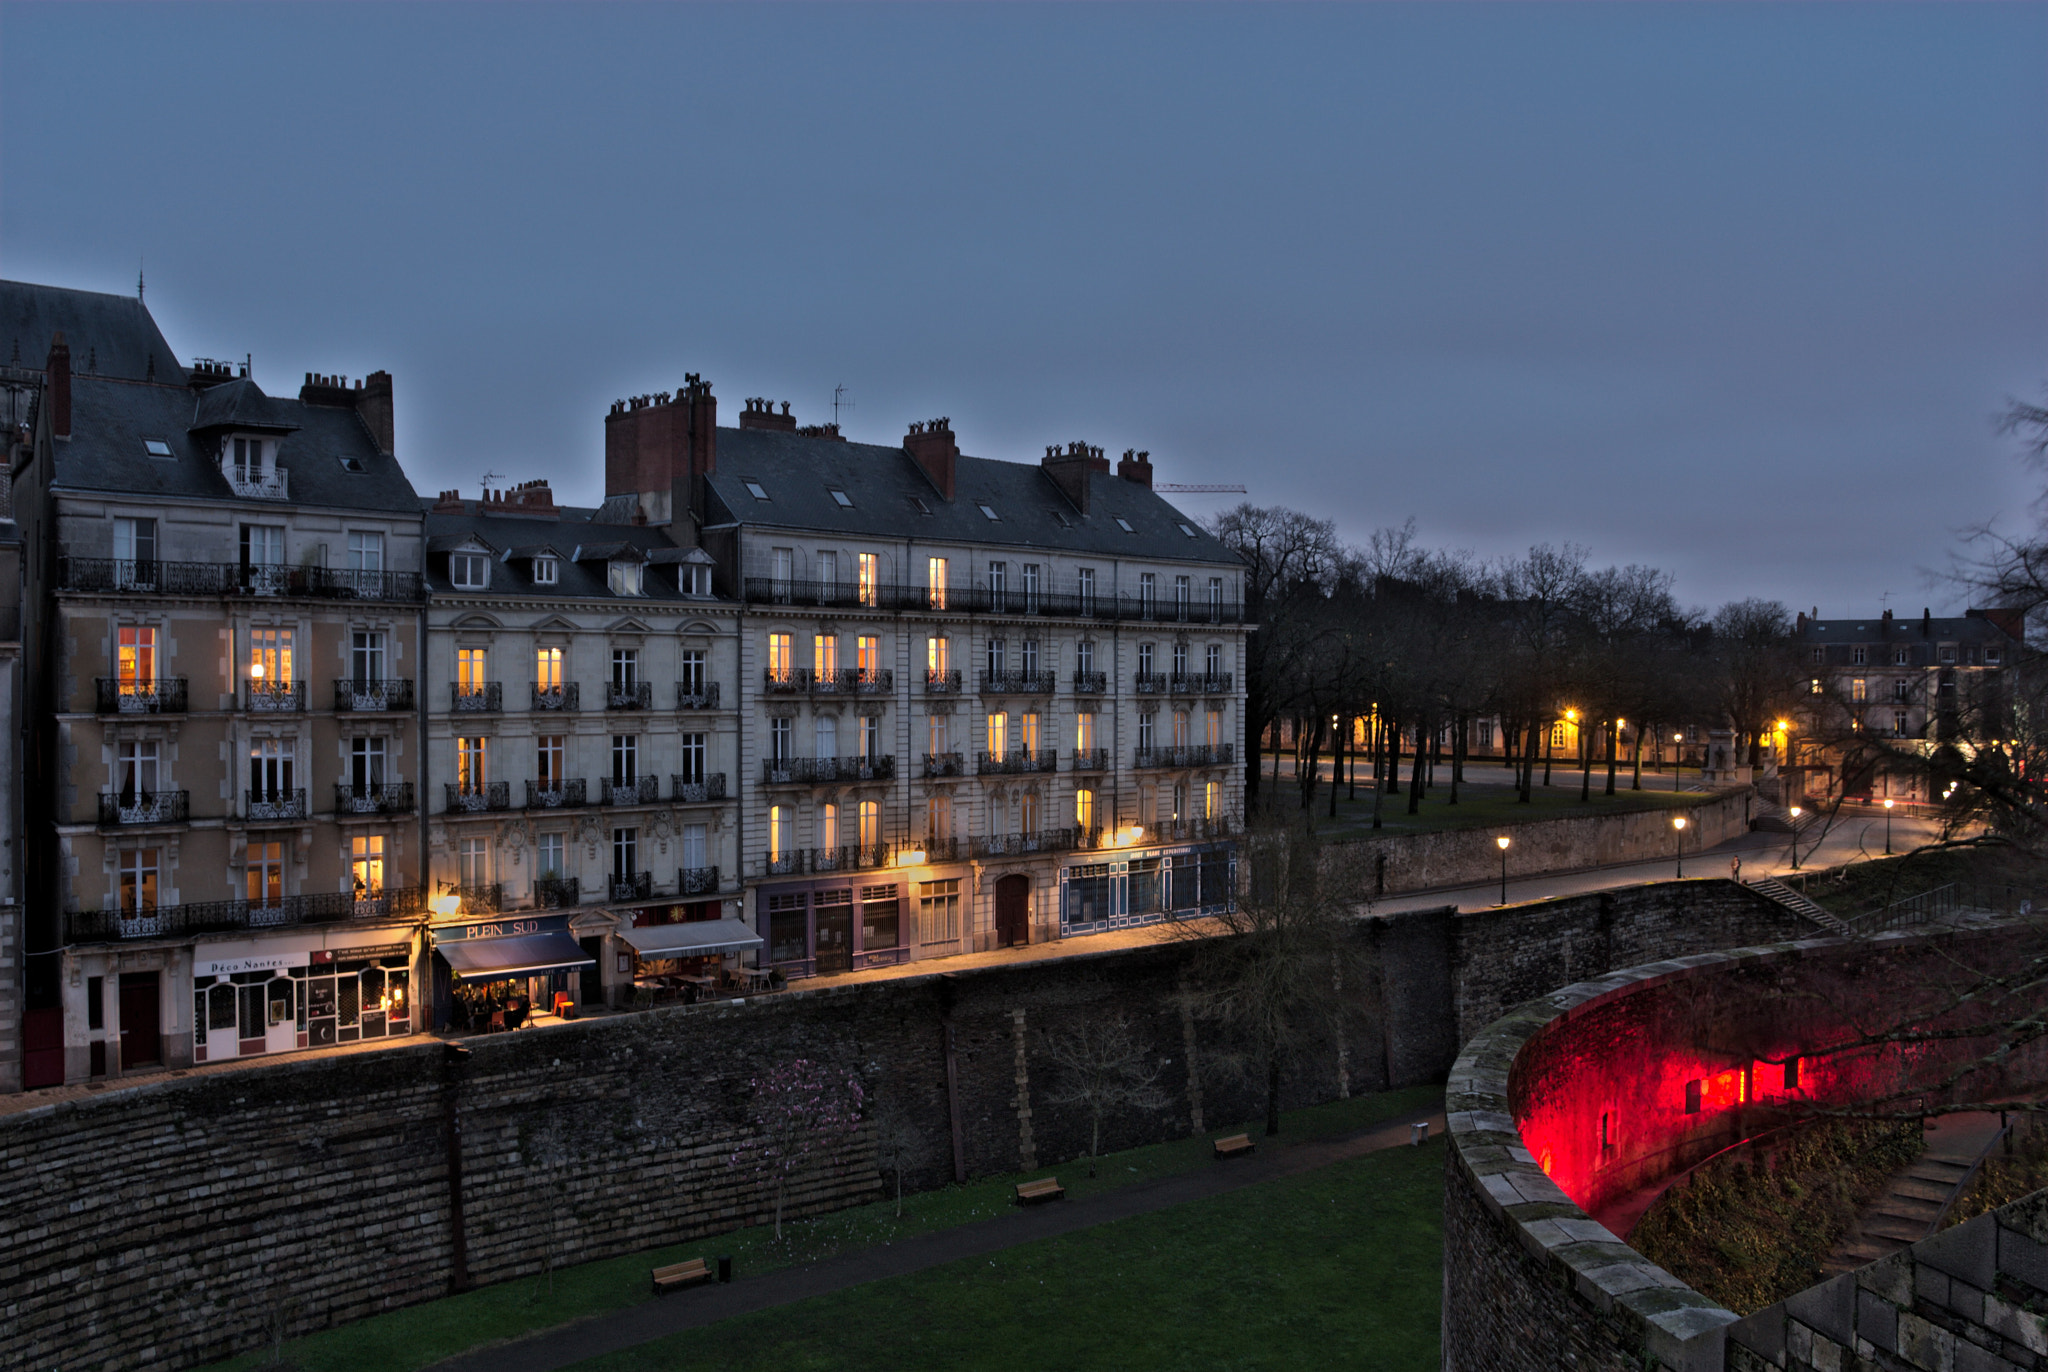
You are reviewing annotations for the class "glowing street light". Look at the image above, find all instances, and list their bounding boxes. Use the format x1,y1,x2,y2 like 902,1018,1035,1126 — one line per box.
1883,797,1895,855
1672,814,1688,878
1673,732,1685,792
1496,835,1511,906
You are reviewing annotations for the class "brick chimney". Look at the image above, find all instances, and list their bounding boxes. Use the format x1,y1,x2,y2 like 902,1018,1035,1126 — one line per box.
904,418,959,500
46,332,70,440
739,398,797,432
603,374,716,533
1041,441,1105,514
1970,606,2025,641
1116,448,1154,488
505,478,559,518
355,371,395,454
432,489,466,513
300,372,357,407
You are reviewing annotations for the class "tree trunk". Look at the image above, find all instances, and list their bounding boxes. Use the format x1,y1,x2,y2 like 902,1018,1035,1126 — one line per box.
1329,714,1344,818
1630,724,1644,791
1579,721,1594,801
1264,1052,1282,1137
1448,714,1463,805
1089,1112,1101,1177
1387,717,1403,794
1605,720,1620,796
1543,719,1555,786
1370,718,1387,830
896,1162,904,1218
1407,724,1427,815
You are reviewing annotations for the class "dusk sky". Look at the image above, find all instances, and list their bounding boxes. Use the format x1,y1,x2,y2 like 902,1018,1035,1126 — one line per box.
2,2,2042,618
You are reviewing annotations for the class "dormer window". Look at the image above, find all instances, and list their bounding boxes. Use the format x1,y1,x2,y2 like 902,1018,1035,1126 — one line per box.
681,564,710,596
450,552,490,590
533,556,559,586
608,561,644,597
232,437,264,481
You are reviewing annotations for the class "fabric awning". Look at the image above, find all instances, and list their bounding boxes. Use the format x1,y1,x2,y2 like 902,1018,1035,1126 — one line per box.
621,918,763,959
437,929,595,979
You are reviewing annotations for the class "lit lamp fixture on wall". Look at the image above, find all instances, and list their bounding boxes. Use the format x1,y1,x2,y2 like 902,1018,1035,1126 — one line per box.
1787,806,1803,870
894,848,927,868
429,893,462,918
1671,814,1688,878
1116,824,1145,847
1495,835,1511,906
1883,797,1895,855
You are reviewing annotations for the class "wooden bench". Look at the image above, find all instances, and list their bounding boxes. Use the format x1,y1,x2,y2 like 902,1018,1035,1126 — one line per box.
1014,1177,1065,1205
1213,1133,1255,1160
651,1257,713,1294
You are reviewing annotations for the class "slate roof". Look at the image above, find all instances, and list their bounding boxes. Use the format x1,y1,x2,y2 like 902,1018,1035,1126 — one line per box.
0,279,185,384
704,427,1242,566
55,374,421,514
190,377,301,433
1796,613,2020,646
423,505,725,607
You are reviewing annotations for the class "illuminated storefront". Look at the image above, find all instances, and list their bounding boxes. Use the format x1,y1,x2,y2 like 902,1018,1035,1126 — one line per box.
190,930,418,1063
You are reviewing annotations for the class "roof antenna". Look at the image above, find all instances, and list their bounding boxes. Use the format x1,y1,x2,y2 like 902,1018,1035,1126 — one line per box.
137,256,145,303
1879,590,1893,610
480,470,504,500
833,383,854,427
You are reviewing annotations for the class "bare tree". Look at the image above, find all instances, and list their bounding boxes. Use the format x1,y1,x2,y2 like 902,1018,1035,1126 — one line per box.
869,1098,936,1218
1039,1014,1171,1175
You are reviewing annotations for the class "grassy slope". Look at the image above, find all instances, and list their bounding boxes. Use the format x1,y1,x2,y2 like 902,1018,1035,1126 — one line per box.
208,1086,1444,1372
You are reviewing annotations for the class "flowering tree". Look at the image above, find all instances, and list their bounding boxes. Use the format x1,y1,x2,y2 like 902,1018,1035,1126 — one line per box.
728,1058,866,1240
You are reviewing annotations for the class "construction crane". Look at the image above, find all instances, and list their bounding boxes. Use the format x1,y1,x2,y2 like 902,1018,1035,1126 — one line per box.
1154,483,1247,494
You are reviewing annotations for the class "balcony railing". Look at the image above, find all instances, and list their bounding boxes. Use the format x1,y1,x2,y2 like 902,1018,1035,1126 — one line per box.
245,788,308,822
1133,674,1169,694
905,836,961,863
54,558,425,602
1171,672,1234,695
67,885,426,943
245,681,306,712
524,779,588,810
973,827,1083,858
95,678,188,715
764,668,812,694
1132,743,1236,770
1147,816,1240,843
531,683,579,712
808,845,891,873
334,679,415,712
678,865,721,895
98,790,189,826
336,782,415,816
764,851,806,876
923,752,966,778
925,670,963,694
979,670,1057,695
737,576,1244,624
1071,671,1107,694
444,782,512,813
675,681,721,709
533,876,580,909
760,669,889,697
609,871,654,902
451,682,502,713
761,757,894,786
1073,748,1110,771
447,883,503,915
599,775,661,806
227,467,290,500
606,682,653,710
976,750,1059,775
671,772,730,803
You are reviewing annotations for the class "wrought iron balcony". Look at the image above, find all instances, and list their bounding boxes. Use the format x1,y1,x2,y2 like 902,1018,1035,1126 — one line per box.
761,757,892,786
448,883,503,914
531,683,579,712
1132,674,1169,695
66,885,426,943
334,679,415,712
1072,748,1110,771
305,567,425,602
98,790,189,826
533,876,580,909
1148,816,1240,843
925,669,962,694
671,772,729,803
973,827,1083,858
1132,743,1235,770
675,681,720,709
975,750,1059,775
55,558,424,602
227,466,290,500
95,678,187,714
1169,673,1234,695
678,865,721,895
854,669,892,694
524,779,588,810
764,851,806,876
609,871,653,902
903,836,961,863
922,752,965,778
444,782,512,813
808,845,891,873
599,775,661,806
763,668,813,694
451,682,502,713
606,682,653,710
336,782,415,816
245,681,306,712
1071,671,1107,694
979,670,1057,695
245,788,308,822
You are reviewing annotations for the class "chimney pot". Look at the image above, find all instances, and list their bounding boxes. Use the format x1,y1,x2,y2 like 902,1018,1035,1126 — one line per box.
46,331,71,439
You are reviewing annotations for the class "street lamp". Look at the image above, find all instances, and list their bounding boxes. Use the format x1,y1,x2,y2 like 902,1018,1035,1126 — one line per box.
1496,835,1511,906
1672,814,1688,878
1883,797,1894,856
1673,733,1684,792
1788,806,1803,871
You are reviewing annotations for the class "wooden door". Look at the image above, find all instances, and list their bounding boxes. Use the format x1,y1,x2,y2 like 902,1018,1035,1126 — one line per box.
995,874,1030,947
118,972,161,1069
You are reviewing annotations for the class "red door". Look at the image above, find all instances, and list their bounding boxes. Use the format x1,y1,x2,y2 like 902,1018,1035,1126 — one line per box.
118,972,161,1070
995,874,1030,947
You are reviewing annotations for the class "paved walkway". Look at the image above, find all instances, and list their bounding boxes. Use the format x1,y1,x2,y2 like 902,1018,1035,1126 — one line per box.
424,1108,1447,1372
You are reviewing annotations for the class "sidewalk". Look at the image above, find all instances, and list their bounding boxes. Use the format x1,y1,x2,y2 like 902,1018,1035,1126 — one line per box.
423,1108,1448,1372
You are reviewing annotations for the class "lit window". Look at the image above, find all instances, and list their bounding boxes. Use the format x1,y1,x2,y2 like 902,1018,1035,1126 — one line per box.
745,481,769,500
1851,678,1867,702
830,489,854,508
450,552,490,590
1075,787,1095,831
979,504,1000,521
1115,517,1135,533
533,556,558,586
857,553,879,607
143,439,172,458
607,561,643,596
767,633,793,681
927,557,948,611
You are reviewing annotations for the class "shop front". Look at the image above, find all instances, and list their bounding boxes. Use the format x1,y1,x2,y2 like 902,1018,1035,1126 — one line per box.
758,879,907,980
431,913,596,1032
191,928,419,1063
621,905,764,1001
1059,842,1236,935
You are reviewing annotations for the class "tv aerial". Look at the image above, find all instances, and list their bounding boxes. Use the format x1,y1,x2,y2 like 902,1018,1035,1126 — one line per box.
833,384,854,427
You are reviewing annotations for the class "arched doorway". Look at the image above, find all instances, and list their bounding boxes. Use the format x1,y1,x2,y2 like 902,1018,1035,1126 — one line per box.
995,874,1030,948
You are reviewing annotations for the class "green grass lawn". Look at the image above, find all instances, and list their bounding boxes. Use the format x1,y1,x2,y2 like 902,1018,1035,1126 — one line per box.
570,1137,1446,1372
1276,769,1699,841
208,1086,1443,1372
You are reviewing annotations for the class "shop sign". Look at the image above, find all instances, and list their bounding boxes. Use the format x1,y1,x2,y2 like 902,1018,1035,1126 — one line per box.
432,914,570,942
197,953,302,978
313,943,410,964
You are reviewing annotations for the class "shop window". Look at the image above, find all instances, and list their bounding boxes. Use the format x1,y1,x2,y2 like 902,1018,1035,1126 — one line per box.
1129,858,1162,915
861,884,900,949
918,878,961,944
1065,864,1111,924
768,893,809,964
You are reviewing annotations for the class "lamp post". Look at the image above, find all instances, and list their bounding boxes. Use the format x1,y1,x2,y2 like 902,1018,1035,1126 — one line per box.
1788,806,1802,871
1496,835,1511,906
1673,733,1684,792
1672,814,1688,878
1883,798,1894,856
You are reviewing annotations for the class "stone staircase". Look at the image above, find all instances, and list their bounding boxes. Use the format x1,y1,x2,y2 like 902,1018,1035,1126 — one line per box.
1748,877,1856,936
1750,798,1816,833
1823,1113,2008,1276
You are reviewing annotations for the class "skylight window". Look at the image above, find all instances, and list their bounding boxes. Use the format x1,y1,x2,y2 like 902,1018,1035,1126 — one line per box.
910,496,932,516
1115,517,1135,533
338,455,366,473
830,489,854,508
143,439,172,458
1050,509,1072,528
744,481,770,500
978,503,1000,521
1177,522,1198,538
